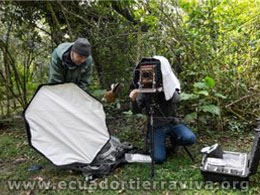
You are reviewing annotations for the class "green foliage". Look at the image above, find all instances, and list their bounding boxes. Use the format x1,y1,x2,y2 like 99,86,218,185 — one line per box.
227,118,247,133
0,0,259,131
91,89,106,100
201,105,220,116
180,92,198,101
181,76,225,125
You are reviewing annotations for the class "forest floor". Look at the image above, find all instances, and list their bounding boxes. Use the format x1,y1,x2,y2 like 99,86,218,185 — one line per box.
0,112,259,195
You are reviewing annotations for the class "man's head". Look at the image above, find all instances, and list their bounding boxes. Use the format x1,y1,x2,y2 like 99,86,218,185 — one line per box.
71,38,91,65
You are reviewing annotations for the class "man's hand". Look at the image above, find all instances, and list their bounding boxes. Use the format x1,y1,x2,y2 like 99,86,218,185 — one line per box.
129,89,139,101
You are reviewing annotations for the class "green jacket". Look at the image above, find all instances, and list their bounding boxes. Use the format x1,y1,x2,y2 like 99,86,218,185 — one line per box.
48,42,94,92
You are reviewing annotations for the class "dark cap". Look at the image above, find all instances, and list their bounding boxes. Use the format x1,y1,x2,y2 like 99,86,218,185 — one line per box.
71,38,91,57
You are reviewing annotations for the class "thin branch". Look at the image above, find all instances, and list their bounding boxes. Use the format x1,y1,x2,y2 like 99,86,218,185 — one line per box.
46,2,61,29
34,24,52,36
225,95,251,108
59,5,96,29
110,1,138,25
0,70,23,107
58,1,73,39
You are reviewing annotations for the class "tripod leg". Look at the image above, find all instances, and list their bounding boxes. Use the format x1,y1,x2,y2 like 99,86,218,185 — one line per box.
183,145,195,162
145,123,150,153
149,107,155,178
150,119,155,178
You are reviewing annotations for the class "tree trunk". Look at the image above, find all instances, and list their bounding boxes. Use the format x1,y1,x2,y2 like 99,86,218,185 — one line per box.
0,100,3,116
91,47,105,88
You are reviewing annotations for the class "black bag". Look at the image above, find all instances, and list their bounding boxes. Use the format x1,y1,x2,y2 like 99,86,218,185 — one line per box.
69,136,135,180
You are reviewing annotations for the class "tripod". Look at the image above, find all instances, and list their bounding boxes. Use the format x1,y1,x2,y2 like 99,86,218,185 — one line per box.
145,94,195,178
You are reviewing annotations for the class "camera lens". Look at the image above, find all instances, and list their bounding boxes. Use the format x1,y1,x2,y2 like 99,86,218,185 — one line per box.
142,72,151,78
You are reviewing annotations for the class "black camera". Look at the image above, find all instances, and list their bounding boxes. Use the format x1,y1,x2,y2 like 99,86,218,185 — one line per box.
132,58,163,93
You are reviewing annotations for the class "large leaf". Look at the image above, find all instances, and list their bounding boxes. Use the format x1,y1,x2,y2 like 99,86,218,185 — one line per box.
204,76,215,88
180,92,199,101
197,90,209,96
91,89,106,99
214,93,227,99
122,110,133,115
184,112,197,123
201,105,220,115
193,82,207,89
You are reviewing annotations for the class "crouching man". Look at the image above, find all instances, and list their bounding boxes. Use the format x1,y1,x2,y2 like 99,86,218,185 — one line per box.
48,38,94,92
129,56,196,164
